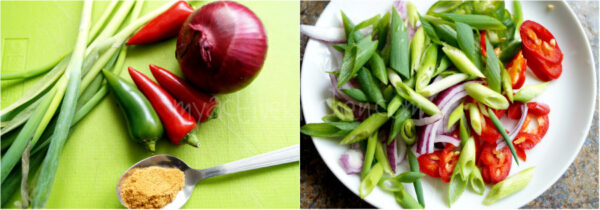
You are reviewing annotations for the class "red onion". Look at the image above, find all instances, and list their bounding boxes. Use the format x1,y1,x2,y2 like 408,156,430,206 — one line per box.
386,137,407,174
435,135,461,147
417,82,473,154
176,1,267,94
497,103,529,150
414,112,442,126
339,148,363,174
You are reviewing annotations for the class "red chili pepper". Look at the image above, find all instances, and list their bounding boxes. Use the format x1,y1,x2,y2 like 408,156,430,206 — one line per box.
126,1,194,45
480,30,487,57
128,67,199,146
149,64,218,122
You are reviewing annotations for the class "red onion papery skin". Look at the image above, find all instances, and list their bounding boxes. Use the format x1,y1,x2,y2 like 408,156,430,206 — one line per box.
176,1,267,94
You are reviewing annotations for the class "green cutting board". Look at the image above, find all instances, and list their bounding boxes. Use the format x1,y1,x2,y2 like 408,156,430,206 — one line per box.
1,0,299,208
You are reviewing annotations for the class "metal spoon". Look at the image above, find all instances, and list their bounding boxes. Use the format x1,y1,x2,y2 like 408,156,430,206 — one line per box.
116,144,299,209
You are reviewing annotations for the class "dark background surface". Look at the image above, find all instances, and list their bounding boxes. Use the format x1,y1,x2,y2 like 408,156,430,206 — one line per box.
300,0,599,208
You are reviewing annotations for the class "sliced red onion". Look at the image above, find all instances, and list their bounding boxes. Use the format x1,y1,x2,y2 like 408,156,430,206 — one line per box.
386,137,407,174
301,25,346,43
393,0,407,20
414,112,442,126
339,148,363,174
497,103,529,150
435,135,461,147
417,82,474,155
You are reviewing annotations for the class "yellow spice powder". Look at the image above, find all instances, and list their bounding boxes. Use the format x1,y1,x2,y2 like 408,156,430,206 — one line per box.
120,166,185,209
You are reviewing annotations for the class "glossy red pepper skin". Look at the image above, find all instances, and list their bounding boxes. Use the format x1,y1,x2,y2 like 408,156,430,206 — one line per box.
149,64,218,122
126,1,193,45
128,67,198,146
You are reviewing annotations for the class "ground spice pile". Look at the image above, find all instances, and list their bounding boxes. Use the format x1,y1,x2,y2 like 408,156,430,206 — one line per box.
120,166,185,209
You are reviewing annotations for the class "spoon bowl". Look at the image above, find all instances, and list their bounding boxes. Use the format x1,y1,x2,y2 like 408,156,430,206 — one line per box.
116,144,299,209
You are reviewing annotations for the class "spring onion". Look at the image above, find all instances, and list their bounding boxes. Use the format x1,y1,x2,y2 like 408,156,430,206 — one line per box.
407,150,425,207
487,108,520,165
418,73,469,97
359,162,384,198
340,113,388,144
361,132,378,178
415,44,438,91
514,82,549,103
326,98,355,121
400,119,416,145
468,103,482,135
442,43,485,78
369,52,388,84
410,27,427,72
389,106,412,143
375,140,394,175
357,67,386,108
387,96,403,117
464,82,509,110
447,103,464,131
389,69,440,115
484,39,502,93
341,88,369,102
455,22,483,70
441,13,507,30
300,122,361,138
390,7,410,78
484,167,535,205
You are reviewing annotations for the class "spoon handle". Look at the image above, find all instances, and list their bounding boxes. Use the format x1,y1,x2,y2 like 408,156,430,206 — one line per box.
197,144,299,179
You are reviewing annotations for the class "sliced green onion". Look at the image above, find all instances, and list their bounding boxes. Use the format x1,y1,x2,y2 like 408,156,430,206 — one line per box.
501,67,514,103
340,113,388,144
357,67,386,108
447,103,464,131
419,14,441,44
441,13,507,30
390,8,410,78
300,122,360,138
361,132,378,178
407,150,425,207
369,52,388,84
326,98,355,121
410,27,427,72
394,189,424,209
484,39,502,93
464,82,509,110
396,171,426,183
455,22,483,70
375,140,393,175
484,167,535,205
468,103,482,135
341,88,369,102
387,96,403,117
389,69,440,115
359,162,384,198
389,106,411,143
442,43,485,78
418,73,469,97
400,119,416,145
435,24,458,47
514,82,549,103
415,44,438,91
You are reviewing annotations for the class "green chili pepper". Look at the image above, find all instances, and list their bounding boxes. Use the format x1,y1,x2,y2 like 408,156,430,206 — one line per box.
340,112,388,144
468,103,482,135
396,171,426,183
390,8,410,78
415,44,439,91
501,67,514,103
387,96,403,117
464,83,509,110
394,189,424,209
369,52,388,84
410,27,427,72
321,114,340,122
484,39,502,93
514,82,549,103
389,106,412,143
326,98,355,121
441,13,507,30
359,162,384,198
389,69,441,116
484,167,535,205
103,70,163,152
375,140,394,175
447,103,464,131
341,88,369,102
498,40,522,63
357,68,386,108
419,14,441,44
418,73,469,97
487,108,520,165
442,43,485,78
408,150,426,207
455,22,483,70
435,24,458,47
361,132,379,178
300,121,361,138
400,119,416,145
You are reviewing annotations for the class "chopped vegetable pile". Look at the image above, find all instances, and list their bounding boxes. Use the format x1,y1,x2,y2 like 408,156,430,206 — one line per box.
301,0,562,207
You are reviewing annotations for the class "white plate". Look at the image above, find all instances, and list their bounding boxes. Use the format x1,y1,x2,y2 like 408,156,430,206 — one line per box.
300,0,596,208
